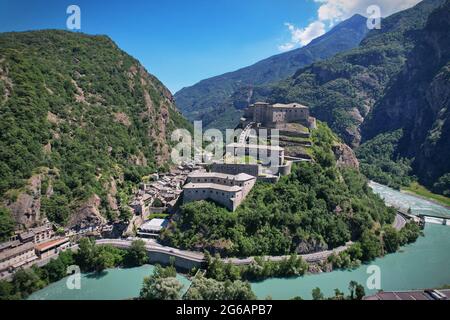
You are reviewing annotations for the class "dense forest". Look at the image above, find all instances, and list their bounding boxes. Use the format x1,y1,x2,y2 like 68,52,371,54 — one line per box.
0,30,190,231
356,130,414,189
162,123,413,259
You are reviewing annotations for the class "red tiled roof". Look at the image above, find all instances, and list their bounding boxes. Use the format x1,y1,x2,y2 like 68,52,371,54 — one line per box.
35,238,69,252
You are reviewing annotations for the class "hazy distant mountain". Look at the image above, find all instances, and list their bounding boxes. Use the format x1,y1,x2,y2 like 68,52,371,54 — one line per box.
174,14,369,130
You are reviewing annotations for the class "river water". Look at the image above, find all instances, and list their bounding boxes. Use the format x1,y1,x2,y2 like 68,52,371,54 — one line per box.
369,181,450,219
29,183,450,300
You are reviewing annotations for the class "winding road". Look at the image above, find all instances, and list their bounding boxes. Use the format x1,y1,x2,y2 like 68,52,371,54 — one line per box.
96,213,407,266
393,213,407,230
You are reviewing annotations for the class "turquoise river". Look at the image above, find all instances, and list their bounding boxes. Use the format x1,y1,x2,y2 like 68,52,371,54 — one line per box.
29,183,450,300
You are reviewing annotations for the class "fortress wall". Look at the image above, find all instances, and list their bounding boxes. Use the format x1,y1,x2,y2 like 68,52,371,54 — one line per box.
211,163,259,177
148,251,204,270
278,161,293,176
183,188,238,211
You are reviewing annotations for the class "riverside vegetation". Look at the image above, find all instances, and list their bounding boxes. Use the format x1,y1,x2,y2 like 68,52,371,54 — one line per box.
0,238,148,300
0,220,420,300
138,264,367,300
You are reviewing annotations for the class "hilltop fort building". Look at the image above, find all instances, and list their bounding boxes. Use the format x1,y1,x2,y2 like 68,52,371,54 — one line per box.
183,172,256,211
243,102,315,129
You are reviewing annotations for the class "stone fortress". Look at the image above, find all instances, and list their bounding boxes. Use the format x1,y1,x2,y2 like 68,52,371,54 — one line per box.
183,172,256,211
182,101,316,212
243,102,316,129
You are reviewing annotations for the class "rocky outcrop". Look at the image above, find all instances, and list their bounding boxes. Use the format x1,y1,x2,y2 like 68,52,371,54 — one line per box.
113,112,131,127
68,194,107,229
5,175,42,228
294,238,328,254
106,178,119,212
333,143,360,169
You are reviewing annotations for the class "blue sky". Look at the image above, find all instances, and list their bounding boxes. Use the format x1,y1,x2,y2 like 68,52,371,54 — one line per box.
0,0,421,93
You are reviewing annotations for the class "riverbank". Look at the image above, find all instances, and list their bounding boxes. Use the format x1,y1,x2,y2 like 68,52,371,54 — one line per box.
26,223,450,300
251,223,450,299
18,183,450,300
402,182,450,209
369,181,450,219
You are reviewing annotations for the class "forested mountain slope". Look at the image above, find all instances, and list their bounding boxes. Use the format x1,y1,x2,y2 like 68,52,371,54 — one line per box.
360,0,450,194
0,30,190,233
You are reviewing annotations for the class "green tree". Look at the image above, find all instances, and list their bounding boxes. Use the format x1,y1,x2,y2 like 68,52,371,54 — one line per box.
75,238,96,271
43,258,66,282
312,287,324,300
124,239,148,267
93,249,116,273
119,206,133,222
360,230,383,261
355,284,366,300
12,268,46,298
139,265,183,300
332,289,345,300
383,225,400,253
184,275,256,300
0,280,20,300
0,207,15,241
348,281,366,300
399,222,422,245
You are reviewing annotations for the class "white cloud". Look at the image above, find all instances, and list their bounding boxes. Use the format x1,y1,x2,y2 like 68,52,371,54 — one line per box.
278,0,422,51
278,42,295,52
279,21,326,52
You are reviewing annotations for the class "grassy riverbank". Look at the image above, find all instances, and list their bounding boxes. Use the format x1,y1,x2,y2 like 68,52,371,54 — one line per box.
402,182,450,208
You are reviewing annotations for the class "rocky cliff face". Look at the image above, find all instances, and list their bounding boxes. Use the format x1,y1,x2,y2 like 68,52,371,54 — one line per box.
362,0,450,189
333,143,360,170
68,194,107,229
4,175,42,228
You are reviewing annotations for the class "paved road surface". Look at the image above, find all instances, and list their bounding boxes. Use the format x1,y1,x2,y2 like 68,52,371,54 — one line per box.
393,213,407,231
96,239,352,265
4,213,408,279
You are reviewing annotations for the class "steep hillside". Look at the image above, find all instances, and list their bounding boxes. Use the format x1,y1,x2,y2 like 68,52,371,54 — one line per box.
360,0,450,194
251,0,445,147
0,30,190,230
163,123,398,258
175,14,369,130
